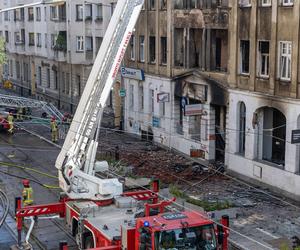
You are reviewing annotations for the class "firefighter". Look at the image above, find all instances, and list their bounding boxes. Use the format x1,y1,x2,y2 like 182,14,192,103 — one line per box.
7,112,14,134
50,116,58,143
22,179,33,206
17,107,23,121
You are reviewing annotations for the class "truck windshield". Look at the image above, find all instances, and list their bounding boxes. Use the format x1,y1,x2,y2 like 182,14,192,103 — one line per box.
154,224,216,250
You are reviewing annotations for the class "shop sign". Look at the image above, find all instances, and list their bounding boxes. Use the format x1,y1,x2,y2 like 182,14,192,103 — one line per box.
119,89,126,97
121,67,145,81
185,104,203,116
152,116,160,128
292,129,300,144
157,93,170,103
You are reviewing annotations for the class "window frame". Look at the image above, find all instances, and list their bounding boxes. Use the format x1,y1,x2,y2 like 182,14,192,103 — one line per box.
257,40,270,78
278,41,292,81
28,7,34,21
76,36,84,52
282,0,294,7
139,35,145,63
240,40,250,75
29,32,35,46
261,0,271,7
76,5,84,21
130,35,136,61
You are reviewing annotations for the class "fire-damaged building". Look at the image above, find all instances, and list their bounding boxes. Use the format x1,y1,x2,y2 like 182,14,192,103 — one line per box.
122,0,229,162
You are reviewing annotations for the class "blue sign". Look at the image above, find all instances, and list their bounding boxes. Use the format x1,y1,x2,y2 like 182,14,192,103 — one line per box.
180,97,188,109
121,67,145,81
152,117,160,128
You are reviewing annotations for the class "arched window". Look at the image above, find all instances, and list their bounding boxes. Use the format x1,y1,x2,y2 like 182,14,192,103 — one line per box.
238,102,246,155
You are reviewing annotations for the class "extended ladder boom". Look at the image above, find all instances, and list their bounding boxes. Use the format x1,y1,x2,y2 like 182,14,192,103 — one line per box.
0,93,63,120
55,0,144,200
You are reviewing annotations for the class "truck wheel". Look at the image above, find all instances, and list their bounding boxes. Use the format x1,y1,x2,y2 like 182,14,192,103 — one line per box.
84,236,94,249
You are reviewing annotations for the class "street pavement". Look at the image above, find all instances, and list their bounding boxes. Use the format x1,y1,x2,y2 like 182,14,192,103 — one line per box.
0,93,299,249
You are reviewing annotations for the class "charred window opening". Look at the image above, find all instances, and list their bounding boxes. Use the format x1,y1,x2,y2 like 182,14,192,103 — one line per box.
174,0,198,9
240,40,250,74
258,41,270,77
149,36,156,63
260,107,286,167
174,28,184,67
161,37,167,65
160,0,167,10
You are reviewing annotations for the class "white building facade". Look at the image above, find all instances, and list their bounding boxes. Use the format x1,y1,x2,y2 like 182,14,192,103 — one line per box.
0,0,116,112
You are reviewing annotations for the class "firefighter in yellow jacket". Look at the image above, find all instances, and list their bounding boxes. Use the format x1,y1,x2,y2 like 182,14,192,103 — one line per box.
22,179,33,206
7,112,14,134
50,116,58,142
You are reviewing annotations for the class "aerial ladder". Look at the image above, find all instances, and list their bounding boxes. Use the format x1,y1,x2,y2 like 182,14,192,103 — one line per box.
0,93,63,120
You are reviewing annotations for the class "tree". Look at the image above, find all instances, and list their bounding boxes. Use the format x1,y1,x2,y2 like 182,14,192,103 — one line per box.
0,37,7,65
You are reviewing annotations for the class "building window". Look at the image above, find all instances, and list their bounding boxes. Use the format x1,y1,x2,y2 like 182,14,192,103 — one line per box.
14,9,24,21
240,40,250,74
239,0,251,7
160,0,167,9
38,67,42,85
95,37,103,52
149,36,156,63
258,41,269,77
45,34,48,48
51,34,57,48
44,7,47,21
261,0,271,6
161,37,167,65
282,0,293,6
5,31,9,43
76,5,83,21
150,89,154,113
139,36,145,62
85,36,93,51
28,7,34,21
29,33,35,46
50,6,59,20
149,0,156,10
36,7,41,21
238,102,246,155
53,70,58,90
4,11,9,21
47,68,50,88
279,41,292,81
129,84,134,110
16,61,20,79
130,35,135,60
95,4,103,20
76,36,84,52
139,84,144,111
37,33,42,47
15,31,24,44
66,73,70,95
85,4,92,20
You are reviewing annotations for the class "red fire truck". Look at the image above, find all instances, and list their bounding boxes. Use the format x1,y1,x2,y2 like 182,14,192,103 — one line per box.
13,0,229,249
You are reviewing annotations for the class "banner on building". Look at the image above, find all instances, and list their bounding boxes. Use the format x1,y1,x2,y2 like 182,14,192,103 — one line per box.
157,93,170,103
185,104,203,116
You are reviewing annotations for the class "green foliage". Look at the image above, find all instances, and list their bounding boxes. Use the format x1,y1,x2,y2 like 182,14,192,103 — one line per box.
0,37,7,65
169,184,233,212
54,34,67,51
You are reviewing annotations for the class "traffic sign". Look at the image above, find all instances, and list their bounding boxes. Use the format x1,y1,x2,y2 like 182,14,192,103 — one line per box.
119,89,126,97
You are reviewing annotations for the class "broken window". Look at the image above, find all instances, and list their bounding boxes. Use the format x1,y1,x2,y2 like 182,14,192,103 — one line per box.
149,36,156,63
85,36,93,51
76,5,83,21
28,7,34,21
149,0,156,10
29,32,35,46
85,4,92,19
258,41,269,77
160,0,167,9
261,107,286,167
279,41,292,81
174,0,198,9
238,102,246,155
174,29,184,66
239,0,251,7
139,36,145,62
240,40,250,74
161,37,167,65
